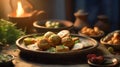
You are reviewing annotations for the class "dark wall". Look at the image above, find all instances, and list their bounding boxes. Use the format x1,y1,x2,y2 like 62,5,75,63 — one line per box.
28,0,55,19
74,0,120,31
28,0,66,20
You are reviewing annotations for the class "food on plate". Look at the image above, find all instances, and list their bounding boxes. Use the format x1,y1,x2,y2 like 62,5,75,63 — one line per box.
56,45,69,52
44,31,55,39
23,30,94,52
72,43,83,50
57,30,70,38
101,31,120,51
103,32,120,45
37,38,51,50
87,54,104,64
47,47,56,52
72,37,79,42
61,36,74,48
23,38,36,45
48,34,61,46
45,20,63,28
80,26,103,36
87,54,118,67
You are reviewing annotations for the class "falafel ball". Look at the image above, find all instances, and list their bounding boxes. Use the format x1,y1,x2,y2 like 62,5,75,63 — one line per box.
37,38,51,50
44,31,55,39
62,36,74,48
48,34,61,46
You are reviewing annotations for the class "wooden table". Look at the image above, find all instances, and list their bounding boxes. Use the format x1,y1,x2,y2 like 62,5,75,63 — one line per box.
1,44,120,67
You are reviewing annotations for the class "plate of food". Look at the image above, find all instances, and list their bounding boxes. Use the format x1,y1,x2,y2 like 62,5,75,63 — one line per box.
87,54,118,67
16,30,98,59
100,30,120,51
33,20,73,33
79,26,104,40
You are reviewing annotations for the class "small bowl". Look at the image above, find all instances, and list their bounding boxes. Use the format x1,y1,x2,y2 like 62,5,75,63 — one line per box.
100,38,120,51
88,56,118,67
79,31,104,41
33,20,73,33
100,30,120,50
0,53,14,66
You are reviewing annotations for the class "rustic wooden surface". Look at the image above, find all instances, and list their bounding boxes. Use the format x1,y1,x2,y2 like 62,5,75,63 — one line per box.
1,44,120,67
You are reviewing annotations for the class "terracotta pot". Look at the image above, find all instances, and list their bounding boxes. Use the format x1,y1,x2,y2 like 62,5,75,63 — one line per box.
74,10,89,33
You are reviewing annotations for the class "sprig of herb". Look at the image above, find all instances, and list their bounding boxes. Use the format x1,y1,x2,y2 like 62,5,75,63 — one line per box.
0,19,25,44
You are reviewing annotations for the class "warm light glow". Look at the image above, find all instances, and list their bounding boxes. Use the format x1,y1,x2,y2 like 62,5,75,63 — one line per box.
16,1,24,17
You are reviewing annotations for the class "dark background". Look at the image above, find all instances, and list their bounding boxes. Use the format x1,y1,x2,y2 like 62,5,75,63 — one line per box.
66,0,120,31
0,0,119,31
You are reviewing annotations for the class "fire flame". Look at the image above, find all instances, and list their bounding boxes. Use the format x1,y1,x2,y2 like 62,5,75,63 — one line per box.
16,1,24,17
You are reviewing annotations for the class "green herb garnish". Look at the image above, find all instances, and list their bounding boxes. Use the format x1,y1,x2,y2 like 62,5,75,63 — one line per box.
47,47,56,52
75,40,80,44
0,19,25,44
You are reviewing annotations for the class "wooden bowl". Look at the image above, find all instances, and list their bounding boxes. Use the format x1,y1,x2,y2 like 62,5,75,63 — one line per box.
33,20,73,33
16,33,98,60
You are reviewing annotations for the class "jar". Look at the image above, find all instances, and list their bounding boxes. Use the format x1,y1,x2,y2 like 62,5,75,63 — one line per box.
94,15,110,34
74,10,89,33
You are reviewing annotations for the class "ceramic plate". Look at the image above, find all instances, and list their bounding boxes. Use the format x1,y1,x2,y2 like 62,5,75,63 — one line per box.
16,34,98,59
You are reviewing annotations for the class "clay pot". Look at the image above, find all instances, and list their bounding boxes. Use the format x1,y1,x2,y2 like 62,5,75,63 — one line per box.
94,15,110,34
74,10,89,33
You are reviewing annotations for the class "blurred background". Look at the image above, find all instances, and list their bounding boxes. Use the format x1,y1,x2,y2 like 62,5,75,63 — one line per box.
0,0,119,31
